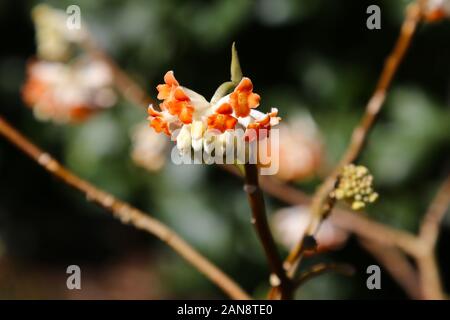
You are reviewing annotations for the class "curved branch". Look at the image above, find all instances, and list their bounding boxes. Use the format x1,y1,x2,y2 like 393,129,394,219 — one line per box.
0,116,250,300
294,263,355,289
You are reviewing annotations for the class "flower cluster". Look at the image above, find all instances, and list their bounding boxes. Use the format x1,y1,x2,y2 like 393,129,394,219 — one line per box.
330,164,378,210
425,0,450,22
22,59,116,123
147,71,280,155
32,4,86,61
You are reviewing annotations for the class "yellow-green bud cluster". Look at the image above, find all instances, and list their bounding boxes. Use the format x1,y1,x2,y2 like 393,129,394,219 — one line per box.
330,164,378,210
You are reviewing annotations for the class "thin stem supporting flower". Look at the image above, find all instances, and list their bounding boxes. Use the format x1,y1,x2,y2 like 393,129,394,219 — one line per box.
243,163,292,299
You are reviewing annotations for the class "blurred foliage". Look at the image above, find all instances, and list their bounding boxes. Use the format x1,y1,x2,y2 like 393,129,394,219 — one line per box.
0,0,449,299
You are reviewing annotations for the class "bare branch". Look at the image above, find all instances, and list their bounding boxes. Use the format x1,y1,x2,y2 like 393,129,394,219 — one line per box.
0,116,251,300
243,164,292,299
294,263,355,289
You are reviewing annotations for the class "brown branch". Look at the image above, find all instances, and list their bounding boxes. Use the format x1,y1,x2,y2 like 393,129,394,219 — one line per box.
243,164,292,299
294,263,355,289
415,176,450,299
419,176,450,248
225,165,423,299
283,0,425,276
0,116,251,300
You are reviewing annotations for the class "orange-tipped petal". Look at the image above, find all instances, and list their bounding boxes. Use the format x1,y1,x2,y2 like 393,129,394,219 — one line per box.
147,105,161,117
179,106,194,124
150,117,170,136
230,92,250,117
258,115,271,126
230,77,260,118
164,71,179,86
248,93,260,109
157,84,171,100
207,114,237,132
225,115,238,129
216,103,233,115
174,87,190,101
236,77,253,93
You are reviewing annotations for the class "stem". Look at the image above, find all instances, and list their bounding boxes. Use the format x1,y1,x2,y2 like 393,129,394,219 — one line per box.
294,263,355,289
243,163,291,299
0,116,250,300
416,175,450,299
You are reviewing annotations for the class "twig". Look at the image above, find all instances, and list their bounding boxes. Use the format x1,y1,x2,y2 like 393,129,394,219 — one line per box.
419,176,450,248
416,176,450,299
243,164,291,299
283,0,425,276
294,263,355,289
0,116,251,300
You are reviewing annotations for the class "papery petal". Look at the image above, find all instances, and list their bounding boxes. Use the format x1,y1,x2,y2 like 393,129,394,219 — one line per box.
191,120,204,140
157,84,172,100
216,103,233,115
164,70,179,87
230,92,250,117
176,125,192,153
248,93,260,108
150,117,170,136
147,104,161,117
207,113,237,132
179,105,194,124
174,87,190,101
236,77,253,92
230,77,260,118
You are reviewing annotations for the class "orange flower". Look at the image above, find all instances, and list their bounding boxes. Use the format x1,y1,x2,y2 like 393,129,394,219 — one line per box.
229,77,260,117
207,103,237,132
164,87,194,124
245,108,279,141
148,69,280,156
156,71,179,100
21,59,116,123
147,105,171,136
157,72,195,124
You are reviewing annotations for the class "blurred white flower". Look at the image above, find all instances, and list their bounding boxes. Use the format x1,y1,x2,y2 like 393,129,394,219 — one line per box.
131,122,169,172
425,0,450,22
274,114,323,181
272,206,349,253
22,58,116,123
32,4,87,61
